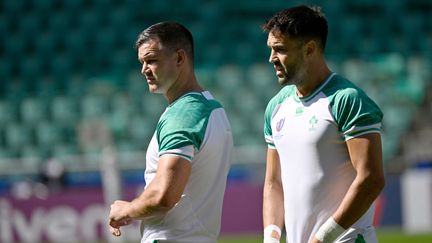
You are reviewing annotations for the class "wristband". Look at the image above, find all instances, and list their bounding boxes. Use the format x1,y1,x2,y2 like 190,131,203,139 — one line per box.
263,237,279,243
264,224,281,243
315,217,345,243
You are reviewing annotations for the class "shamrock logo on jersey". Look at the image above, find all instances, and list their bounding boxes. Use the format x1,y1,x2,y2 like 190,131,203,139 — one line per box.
309,115,318,131
355,234,366,243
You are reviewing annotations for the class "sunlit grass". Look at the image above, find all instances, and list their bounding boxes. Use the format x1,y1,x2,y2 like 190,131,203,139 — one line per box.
218,229,432,243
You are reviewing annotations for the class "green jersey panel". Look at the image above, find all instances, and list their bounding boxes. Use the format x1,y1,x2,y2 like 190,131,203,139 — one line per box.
320,75,383,140
157,93,222,154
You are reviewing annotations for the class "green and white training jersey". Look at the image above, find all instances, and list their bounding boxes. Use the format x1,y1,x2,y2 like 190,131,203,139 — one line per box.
142,91,233,243
264,73,383,243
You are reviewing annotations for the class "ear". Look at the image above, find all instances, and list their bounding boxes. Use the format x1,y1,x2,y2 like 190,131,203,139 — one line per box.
176,49,186,66
304,40,317,57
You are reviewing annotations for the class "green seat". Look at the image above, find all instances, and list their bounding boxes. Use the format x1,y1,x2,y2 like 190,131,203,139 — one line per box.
2,0,25,16
52,143,78,158
51,95,79,126
111,48,135,76
214,64,244,98
20,97,47,124
20,146,44,169
48,11,71,38
246,63,279,100
35,121,63,148
79,10,100,36
0,100,17,126
61,0,84,11
141,92,165,118
232,89,262,117
4,33,25,58
5,123,33,150
20,56,43,84
33,0,55,13
17,13,41,43
35,32,58,64
49,54,73,81
80,94,109,119
0,148,14,160
109,93,133,138
64,29,87,64
128,114,152,149
109,6,130,32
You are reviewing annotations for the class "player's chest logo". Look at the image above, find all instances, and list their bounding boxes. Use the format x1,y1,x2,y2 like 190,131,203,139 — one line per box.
276,117,285,132
273,117,285,140
309,115,318,131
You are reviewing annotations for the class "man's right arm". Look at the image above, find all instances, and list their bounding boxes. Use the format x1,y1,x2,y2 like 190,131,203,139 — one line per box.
263,148,284,242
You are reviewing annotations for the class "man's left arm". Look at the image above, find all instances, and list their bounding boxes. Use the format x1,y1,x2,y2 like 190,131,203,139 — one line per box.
333,133,385,227
312,133,385,243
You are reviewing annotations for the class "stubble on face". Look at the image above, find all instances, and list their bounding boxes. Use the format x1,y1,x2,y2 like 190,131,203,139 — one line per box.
138,40,177,94
267,30,305,87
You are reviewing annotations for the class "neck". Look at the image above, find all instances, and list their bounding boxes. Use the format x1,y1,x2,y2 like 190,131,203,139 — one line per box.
296,58,331,97
165,70,203,104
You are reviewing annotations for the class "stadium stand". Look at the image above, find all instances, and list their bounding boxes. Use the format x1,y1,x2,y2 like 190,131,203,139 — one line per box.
0,0,431,189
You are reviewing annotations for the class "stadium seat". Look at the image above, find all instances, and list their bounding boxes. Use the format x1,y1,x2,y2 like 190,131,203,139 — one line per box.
49,54,73,82
60,0,84,11
0,100,17,126
31,0,56,14
109,6,130,32
214,64,244,97
80,94,110,119
0,147,13,160
4,123,33,150
128,114,153,150
94,27,118,64
35,121,63,148
2,0,26,16
109,93,134,138
233,88,263,117
47,11,72,39
17,12,41,46
78,9,100,38
52,143,78,158
51,95,79,126
20,97,48,124
228,113,249,146
4,33,25,59
35,31,57,58
20,55,43,84
20,145,44,169
246,63,279,100
141,91,166,118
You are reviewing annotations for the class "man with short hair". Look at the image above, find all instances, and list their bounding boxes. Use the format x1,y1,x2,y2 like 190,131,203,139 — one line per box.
108,21,233,243
261,6,385,243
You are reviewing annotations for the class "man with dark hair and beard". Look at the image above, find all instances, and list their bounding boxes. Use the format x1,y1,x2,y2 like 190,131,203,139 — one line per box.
261,5,385,243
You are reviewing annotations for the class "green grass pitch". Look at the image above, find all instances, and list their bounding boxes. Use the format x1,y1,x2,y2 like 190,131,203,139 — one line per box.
218,230,432,243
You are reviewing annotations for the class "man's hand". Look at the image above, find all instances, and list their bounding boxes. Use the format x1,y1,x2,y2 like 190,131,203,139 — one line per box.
108,200,134,237
309,236,321,243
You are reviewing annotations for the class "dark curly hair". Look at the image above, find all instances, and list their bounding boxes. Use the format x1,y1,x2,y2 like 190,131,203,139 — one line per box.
262,5,328,51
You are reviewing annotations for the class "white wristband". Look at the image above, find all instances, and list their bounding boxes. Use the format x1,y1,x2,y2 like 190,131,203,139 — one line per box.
264,224,281,243
263,237,280,243
315,217,345,243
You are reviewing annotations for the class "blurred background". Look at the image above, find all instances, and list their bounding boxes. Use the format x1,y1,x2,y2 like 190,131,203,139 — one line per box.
0,0,431,242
